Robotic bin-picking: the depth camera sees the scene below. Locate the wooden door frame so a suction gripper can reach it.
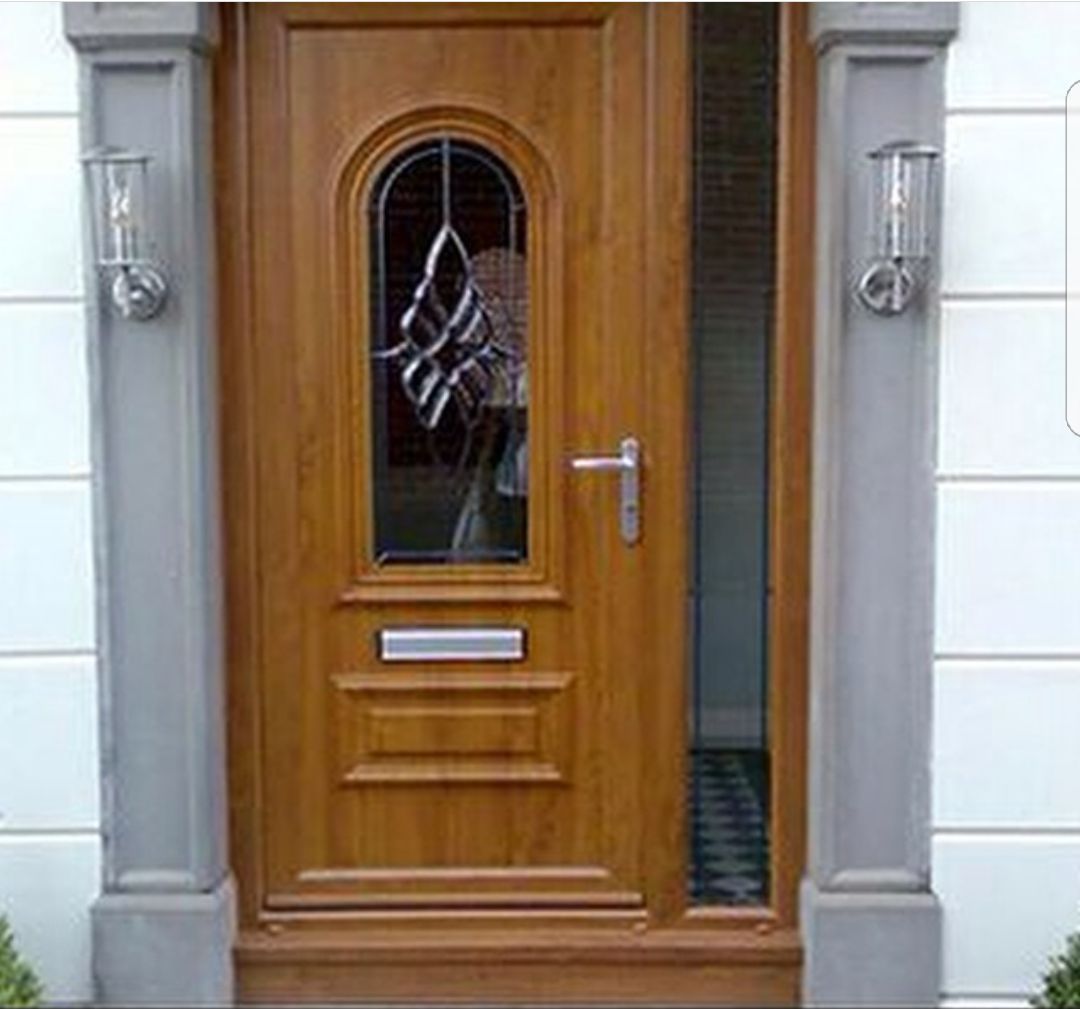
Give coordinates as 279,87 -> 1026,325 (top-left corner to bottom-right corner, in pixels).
216,4 -> 814,1003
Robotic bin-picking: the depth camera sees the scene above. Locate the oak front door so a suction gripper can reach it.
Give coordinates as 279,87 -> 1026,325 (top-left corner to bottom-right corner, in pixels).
221,3 -> 799,1003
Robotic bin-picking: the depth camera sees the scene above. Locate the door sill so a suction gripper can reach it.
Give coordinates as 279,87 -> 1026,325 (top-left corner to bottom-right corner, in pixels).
235,927 -> 802,1005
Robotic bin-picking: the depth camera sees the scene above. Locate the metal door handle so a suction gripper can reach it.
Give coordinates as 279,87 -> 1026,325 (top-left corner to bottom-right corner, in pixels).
570,436 -> 641,545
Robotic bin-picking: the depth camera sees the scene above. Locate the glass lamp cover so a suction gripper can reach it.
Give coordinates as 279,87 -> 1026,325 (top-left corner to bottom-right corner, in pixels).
868,142 -> 937,262
84,149 -> 152,267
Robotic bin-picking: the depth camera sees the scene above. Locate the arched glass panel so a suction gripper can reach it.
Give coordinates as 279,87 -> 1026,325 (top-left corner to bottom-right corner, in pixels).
369,138 -> 528,565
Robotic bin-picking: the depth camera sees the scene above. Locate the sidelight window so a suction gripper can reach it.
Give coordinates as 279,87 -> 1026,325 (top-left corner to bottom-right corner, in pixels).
689,3 -> 778,906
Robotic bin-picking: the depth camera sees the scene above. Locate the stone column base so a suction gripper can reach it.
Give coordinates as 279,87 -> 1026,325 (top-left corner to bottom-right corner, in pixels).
802,878 -> 941,1007
92,875 -> 235,1006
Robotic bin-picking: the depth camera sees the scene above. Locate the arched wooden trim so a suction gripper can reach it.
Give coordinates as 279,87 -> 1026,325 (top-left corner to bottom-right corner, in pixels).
329,107 -> 566,602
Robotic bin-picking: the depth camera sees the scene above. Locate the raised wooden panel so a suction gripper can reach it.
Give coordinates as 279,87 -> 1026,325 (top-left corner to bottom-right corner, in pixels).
282,864 -> 642,911
334,672 -> 571,693
334,671 -> 574,786
366,707 -> 540,757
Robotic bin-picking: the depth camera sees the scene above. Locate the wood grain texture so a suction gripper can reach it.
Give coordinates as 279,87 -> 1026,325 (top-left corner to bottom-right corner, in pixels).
768,2 -> 814,930
639,1 -> 691,928
216,2 -> 813,1002
333,103 -> 566,604
223,0 -> 667,918
236,928 -> 801,1005
334,670 -> 573,785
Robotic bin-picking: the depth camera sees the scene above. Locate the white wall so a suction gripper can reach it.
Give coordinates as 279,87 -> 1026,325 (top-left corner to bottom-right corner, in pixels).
937,4 -> 1080,1005
0,3 -> 99,1003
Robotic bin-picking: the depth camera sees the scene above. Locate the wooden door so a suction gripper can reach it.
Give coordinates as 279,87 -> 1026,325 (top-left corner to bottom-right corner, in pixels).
227,0 -> 687,918
219,3 -> 804,1004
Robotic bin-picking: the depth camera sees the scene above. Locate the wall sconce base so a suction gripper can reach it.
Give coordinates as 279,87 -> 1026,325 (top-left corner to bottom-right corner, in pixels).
111,264 -> 168,320
856,259 -> 915,317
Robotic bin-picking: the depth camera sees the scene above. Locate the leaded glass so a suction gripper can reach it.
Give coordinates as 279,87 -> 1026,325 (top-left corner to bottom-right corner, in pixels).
369,138 -> 528,564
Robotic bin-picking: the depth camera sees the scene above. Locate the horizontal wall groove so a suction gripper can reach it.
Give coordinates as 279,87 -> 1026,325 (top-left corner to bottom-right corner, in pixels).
940,291 -> 1066,302
0,827 -> 100,839
934,826 -> 1080,838
936,475 -> 1080,485
0,473 -> 92,485
936,655 -> 1080,667
946,105 -> 1066,116
0,649 -> 96,663
0,110 -> 78,120
937,661 -> 1080,665
0,830 -> 100,844
941,993 -> 1032,1003
934,828 -> 1080,841
0,295 -> 84,305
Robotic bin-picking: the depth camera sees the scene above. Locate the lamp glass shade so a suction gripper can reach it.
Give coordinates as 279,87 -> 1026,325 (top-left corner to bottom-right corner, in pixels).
82,148 -> 153,267
868,141 -> 938,262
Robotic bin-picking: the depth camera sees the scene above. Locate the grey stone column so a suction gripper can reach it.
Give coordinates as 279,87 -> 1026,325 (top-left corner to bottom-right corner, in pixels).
63,5 -> 233,1005
802,4 -> 958,1006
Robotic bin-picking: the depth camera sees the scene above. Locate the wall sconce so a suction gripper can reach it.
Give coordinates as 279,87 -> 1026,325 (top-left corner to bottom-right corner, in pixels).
81,147 -> 168,321
856,140 -> 939,316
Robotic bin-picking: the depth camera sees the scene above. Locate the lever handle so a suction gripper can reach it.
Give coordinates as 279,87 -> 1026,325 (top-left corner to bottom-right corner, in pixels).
571,455 -> 634,472
569,437 -> 641,545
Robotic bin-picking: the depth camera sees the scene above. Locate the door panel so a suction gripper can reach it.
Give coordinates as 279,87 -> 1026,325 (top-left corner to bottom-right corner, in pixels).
244,3 -> 666,915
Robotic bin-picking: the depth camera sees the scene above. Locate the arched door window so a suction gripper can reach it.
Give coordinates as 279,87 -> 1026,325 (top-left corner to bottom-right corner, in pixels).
368,137 -> 528,565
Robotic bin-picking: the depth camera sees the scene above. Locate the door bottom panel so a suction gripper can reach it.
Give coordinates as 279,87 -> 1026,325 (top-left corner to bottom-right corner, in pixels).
235,928 -> 801,1006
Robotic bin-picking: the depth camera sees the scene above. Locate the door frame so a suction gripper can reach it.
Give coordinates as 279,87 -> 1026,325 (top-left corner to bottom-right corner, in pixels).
61,1 -> 958,1005
217,4 -> 811,1002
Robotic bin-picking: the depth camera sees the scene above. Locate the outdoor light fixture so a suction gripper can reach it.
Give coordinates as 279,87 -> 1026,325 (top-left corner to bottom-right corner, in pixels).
81,146 -> 168,321
856,140 -> 939,317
